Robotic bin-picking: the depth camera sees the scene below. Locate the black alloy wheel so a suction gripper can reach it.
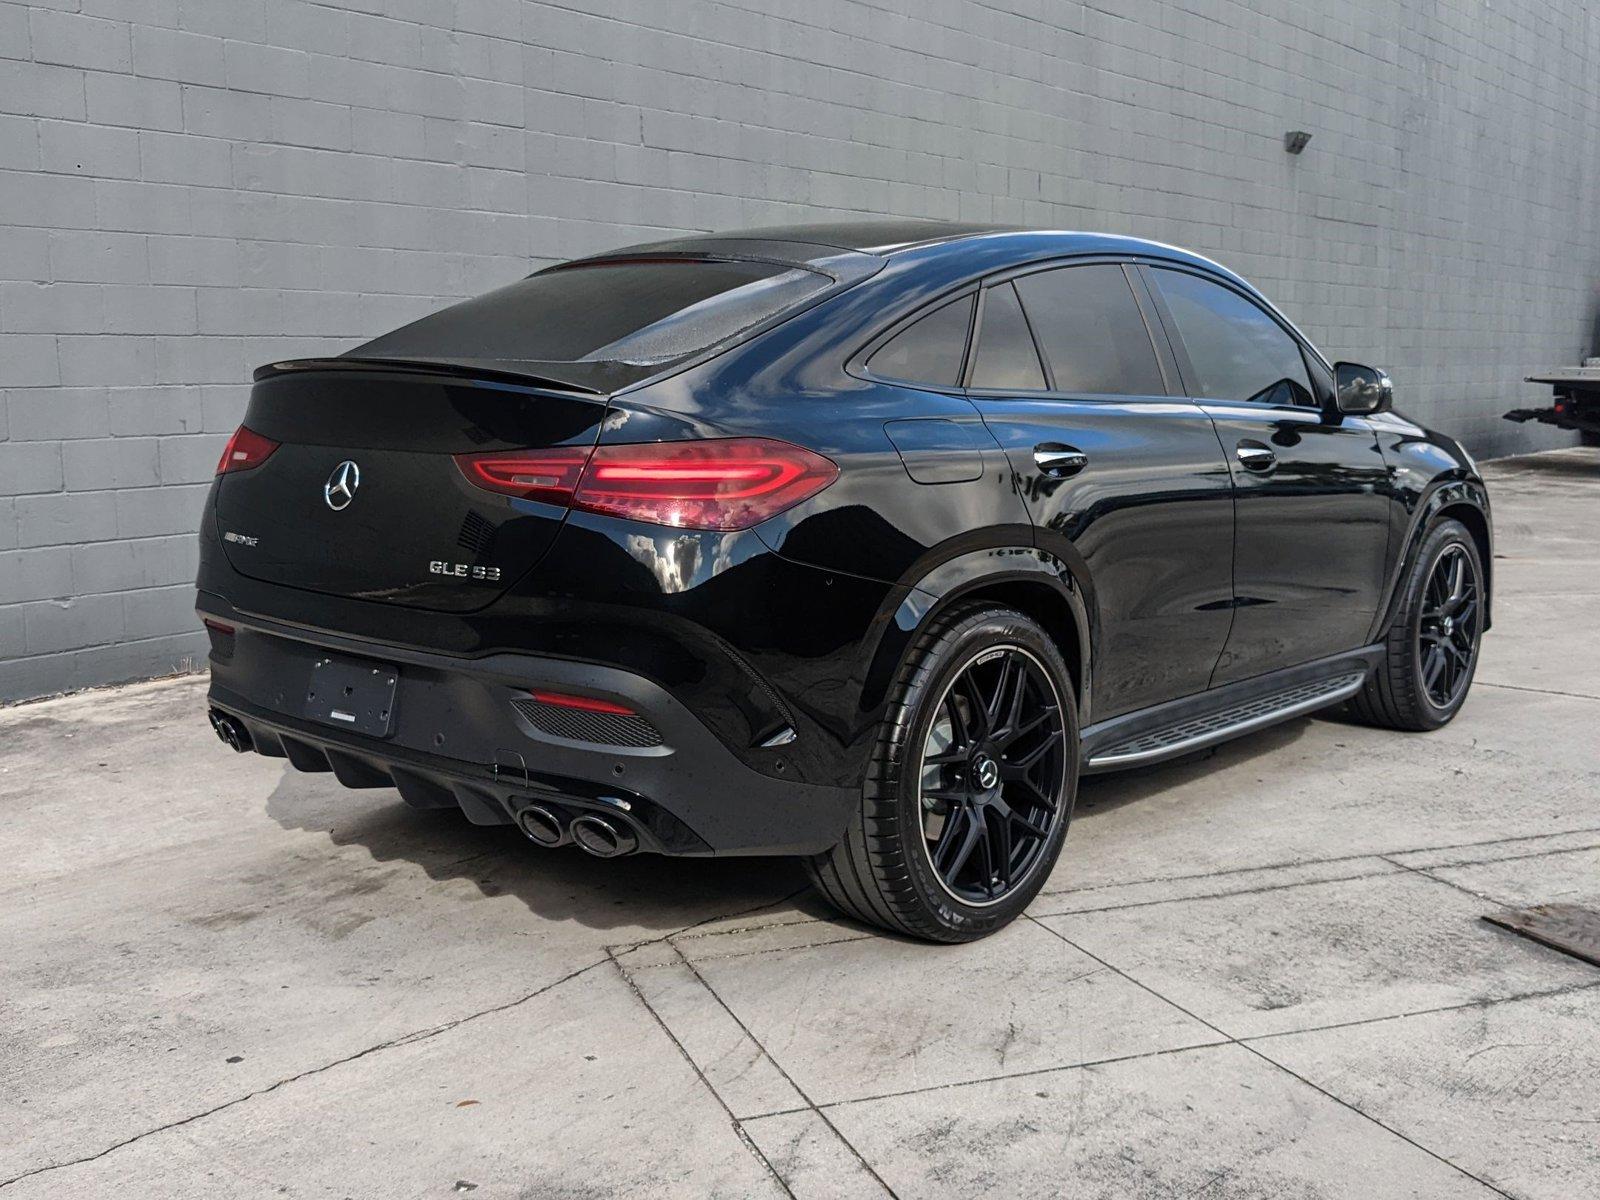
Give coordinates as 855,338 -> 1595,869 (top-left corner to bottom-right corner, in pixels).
805,604 -> 1079,942
1352,517 -> 1484,731
918,646 -> 1069,906
1416,542 -> 1481,709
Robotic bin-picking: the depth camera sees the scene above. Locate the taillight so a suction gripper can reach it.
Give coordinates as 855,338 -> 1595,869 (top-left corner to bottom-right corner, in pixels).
455,438 -> 838,531
453,447 -> 592,505
215,426 -> 279,475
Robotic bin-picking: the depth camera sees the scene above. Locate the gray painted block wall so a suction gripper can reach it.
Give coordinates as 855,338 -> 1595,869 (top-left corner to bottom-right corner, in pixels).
2,0 -> 1598,704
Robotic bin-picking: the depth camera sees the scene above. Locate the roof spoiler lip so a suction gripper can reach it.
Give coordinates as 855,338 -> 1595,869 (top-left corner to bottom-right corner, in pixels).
250,355 -> 610,396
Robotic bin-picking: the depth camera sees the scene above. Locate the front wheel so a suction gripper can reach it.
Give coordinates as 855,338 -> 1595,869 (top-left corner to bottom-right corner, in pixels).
806,604 -> 1079,942
1352,517 -> 1484,731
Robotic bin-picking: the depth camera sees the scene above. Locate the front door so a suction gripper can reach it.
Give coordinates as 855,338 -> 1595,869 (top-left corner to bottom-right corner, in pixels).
967,262 -> 1236,721
1143,266 -> 1391,684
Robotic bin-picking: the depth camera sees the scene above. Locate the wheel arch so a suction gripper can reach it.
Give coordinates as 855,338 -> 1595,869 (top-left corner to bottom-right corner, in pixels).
861,545 -> 1094,728
1372,477 -> 1494,641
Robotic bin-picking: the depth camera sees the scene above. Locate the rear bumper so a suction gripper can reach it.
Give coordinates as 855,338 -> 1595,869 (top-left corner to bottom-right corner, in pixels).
198,596 -> 858,856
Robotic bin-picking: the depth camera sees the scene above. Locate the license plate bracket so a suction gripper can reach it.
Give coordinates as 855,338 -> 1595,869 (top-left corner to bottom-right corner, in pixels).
303,653 -> 398,737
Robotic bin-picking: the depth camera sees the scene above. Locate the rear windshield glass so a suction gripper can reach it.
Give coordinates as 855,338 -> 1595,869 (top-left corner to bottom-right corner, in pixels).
356,259 -> 831,367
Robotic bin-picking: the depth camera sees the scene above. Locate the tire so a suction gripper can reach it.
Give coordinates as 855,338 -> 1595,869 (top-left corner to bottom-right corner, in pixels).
1581,429 -> 1600,448
805,603 -> 1080,942
1351,517 -> 1484,731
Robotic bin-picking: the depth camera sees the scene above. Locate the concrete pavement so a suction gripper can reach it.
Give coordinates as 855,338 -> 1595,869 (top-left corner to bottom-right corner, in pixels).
2,448 -> 1598,1198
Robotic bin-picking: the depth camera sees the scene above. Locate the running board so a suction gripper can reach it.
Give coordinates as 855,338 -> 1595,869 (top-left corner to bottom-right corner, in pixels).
1080,647 -> 1380,772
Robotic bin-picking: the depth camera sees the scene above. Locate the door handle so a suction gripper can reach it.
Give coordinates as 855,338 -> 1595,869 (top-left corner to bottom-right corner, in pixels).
1235,441 -> 1276,472
1034,445 -> 1088,477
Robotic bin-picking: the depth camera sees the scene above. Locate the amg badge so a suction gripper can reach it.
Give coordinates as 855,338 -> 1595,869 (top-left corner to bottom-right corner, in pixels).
429,561 -> 502,582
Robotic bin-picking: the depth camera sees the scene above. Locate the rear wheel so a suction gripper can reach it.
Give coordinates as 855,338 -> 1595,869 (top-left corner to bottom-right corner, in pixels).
806,604 -> 1078,942
1352,517 -> 1484,731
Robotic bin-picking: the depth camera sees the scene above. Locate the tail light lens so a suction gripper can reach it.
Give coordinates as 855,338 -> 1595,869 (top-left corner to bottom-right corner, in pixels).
215,426 -> 279,475
453,447 -> 591,505
454,438 -> 838,531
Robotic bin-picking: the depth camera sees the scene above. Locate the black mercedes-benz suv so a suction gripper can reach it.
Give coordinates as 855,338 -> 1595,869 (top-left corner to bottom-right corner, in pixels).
197,220 -> 1491,941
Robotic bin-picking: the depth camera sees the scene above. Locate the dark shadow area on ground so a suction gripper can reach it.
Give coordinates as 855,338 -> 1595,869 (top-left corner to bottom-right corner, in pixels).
262,716 -> 1320,937
1073,717 -> 1309,818
265,767 -> 814,936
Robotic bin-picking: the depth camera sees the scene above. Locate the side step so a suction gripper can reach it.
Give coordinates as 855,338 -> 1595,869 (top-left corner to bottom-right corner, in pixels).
1080,648 -> 1380,772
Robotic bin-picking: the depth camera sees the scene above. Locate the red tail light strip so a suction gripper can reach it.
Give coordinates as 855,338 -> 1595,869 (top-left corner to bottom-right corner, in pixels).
455,447 -> 592,505
215,426 -> 280,475
454,438 -> 838,532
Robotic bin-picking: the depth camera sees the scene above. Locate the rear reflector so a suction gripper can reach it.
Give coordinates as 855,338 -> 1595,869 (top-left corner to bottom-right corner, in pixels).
215,426 -> 279,475
454,438 -> 838,531
202,618 -> 236,635
526,689 -> 637,715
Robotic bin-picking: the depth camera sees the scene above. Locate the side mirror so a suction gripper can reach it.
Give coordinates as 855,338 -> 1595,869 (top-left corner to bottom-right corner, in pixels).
1333,362 -> 1392,415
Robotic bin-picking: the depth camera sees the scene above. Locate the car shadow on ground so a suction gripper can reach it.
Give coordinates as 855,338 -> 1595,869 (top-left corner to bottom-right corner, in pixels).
1073,716 -> 1309,816
261,715 -> 1319,938
263,766 -> 823,937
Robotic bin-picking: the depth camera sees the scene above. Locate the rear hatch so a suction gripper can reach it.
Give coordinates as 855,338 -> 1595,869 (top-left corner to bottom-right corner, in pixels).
214,254 -> 846,612
214,364 -> 607,612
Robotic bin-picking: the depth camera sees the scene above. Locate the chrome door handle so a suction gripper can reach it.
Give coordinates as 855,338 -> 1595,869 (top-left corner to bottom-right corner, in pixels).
1034,445 -> 1088,477
1235,442 -> 1276,472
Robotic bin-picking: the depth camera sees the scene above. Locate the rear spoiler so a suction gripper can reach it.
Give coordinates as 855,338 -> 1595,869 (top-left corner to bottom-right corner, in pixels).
252,355 -> 622,396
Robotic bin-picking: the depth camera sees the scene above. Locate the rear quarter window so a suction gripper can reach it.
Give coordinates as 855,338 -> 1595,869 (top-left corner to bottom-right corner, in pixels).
866,294 -> 975,387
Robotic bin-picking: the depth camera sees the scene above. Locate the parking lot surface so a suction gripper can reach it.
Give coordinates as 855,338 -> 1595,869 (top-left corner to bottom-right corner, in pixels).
3,448 -> 1598,1198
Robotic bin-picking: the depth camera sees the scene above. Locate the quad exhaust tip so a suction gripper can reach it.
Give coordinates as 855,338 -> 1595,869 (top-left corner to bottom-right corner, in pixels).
570,814 -> 639,858
515,805 -> 566,848
208,708 -> 251,753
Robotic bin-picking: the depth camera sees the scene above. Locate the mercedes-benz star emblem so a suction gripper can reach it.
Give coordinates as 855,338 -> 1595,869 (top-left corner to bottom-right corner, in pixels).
324,460 -> 361,511
974,756 -> 1000,790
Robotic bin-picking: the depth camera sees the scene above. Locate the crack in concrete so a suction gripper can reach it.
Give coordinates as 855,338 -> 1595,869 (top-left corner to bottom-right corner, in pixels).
0,958 -> 609,1191
0,888 -> 810,1192
1479,680 -> 1600,702
670,942 -> 901,1199
1026,916 -> 1520,1200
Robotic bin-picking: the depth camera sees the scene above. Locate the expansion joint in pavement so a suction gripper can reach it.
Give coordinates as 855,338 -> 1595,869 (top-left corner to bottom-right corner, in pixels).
0,958 -> 611,1192
1025,915 -> 1519,1200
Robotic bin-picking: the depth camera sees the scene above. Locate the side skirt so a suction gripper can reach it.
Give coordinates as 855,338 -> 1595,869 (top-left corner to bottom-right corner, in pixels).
1080,645 -> 1383,773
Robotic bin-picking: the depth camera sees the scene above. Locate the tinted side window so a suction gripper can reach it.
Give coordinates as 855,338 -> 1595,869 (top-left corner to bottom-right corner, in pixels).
969,282 -> 1046,390
1152,269 -> 1314,406
867,294 -> 974,386
1012,265 -> 1165,396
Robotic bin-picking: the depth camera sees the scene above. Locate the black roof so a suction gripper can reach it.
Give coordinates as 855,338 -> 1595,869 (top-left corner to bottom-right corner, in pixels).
593,220 -> 1021,263
716,220 -> 1020,254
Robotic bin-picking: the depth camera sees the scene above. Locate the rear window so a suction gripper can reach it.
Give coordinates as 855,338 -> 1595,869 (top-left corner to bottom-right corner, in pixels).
356,258 -> 831,367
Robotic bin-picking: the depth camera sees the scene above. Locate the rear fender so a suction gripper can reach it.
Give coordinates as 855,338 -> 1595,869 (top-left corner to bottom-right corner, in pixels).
861,544 -> 1095,729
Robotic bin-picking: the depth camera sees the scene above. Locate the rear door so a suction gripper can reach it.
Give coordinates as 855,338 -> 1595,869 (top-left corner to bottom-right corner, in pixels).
1142,265 -> 1391,684
967,261 -> 1236,721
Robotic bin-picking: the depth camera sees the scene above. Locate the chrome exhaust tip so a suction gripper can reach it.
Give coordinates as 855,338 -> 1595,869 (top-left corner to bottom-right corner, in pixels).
570,814 -> 639,858
515,804 -> 566,848
208,708 -> 251,753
